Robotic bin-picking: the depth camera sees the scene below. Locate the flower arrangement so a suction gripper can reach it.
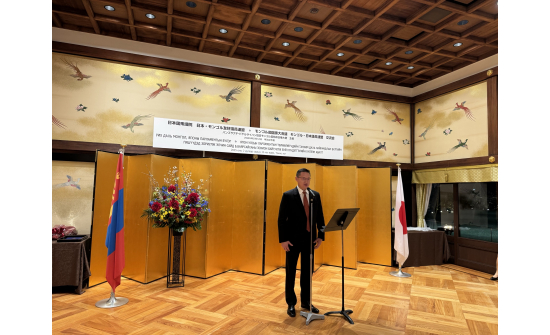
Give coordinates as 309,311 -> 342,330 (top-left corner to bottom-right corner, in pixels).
142,167 -> 211,232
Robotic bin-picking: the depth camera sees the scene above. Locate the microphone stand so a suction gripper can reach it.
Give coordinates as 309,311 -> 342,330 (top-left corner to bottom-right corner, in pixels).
299,188 -> 325,325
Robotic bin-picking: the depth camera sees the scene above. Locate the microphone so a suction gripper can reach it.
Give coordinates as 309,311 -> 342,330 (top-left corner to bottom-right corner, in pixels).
307,187 -> 315,197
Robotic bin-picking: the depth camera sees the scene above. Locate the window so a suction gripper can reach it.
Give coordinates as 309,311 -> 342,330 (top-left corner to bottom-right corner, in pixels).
424,184 -> 454,231
458,182 -> 498,242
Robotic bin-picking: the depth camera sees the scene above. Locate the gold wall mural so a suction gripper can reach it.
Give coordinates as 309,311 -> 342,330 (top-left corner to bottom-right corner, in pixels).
260,85 -> 411,163
52,52 -> 251,146
415,81 -> 488,163
52,161 -> 95,235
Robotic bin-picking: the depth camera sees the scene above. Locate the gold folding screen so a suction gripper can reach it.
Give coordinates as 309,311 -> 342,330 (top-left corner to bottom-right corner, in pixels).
322,166 -> 358,269
265,161 -> 284,274
122,155 -> 151,283
231,161 -> 265,274
207,159 -> 235,277
357,168 -> 392,266
89,151 -> 120,286
90,155 -> 392,285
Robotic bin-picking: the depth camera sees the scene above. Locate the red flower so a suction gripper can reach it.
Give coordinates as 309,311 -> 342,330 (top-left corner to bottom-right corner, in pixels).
168,185 -> 176,193
186,192 -> 200,204
169,198 -> 179,211
189,208 -> 197,218
151,202 -> 162,212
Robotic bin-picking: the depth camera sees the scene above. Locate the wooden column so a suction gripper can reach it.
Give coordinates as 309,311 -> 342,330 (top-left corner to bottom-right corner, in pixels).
250,81 -> 261,128
487,75 -> 498,156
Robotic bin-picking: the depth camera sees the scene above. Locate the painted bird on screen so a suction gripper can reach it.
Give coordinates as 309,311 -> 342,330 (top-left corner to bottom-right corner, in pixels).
147,83 -> 171,100
122,114 -> 153,133
419,121 -> 435,140
386,108 -> 404,124
53,175 -> 81,190
220,86 -> 245,102
52,115 -> 67,129
342,108 -> 363,121
368,142 -> 386,155
63,59 -> 92,81
448,139 -> 469,153
285,100 -> 305,122
453,101 -> 475,121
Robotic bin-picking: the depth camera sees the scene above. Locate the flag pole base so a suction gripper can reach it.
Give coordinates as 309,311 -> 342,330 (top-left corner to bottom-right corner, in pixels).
390,263 -> 411,278
300,311 -> 325,325
95,291 -> 129,308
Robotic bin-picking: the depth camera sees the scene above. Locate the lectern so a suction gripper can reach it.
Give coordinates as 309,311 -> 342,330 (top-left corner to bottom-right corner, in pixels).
321,208 -> 360,325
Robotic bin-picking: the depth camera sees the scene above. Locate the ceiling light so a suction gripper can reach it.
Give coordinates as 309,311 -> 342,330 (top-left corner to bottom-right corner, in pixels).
353,39 -> 362,44
310,8 -> 319,14
458,20 -> 469,26
294,27 -> 303,32
337,52 -> 344,57
186,1 -> 197,8
261,19 -> 271,24
145,13 -> 155,19
104,5 -> 115,11
385,62 -> 393,66
282,42 -> 290,46
453,42 -> 463,47
405,50 -> 413,54
407,66 -> 414,69
219,28 -> 228,34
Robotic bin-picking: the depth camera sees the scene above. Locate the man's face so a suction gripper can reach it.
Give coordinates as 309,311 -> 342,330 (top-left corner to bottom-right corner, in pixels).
295,172 -> 311,190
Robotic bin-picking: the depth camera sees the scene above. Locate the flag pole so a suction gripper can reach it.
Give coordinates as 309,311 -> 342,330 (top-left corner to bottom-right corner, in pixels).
390,164 -> 412,278
96,144 -> 129,309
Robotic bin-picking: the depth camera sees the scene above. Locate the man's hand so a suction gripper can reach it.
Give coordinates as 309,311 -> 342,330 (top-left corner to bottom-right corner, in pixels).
314,238 -> 322,250
281,241 -> 293,252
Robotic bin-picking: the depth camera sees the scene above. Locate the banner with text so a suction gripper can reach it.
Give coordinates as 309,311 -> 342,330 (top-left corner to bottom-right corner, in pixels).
153,118 -> 344,160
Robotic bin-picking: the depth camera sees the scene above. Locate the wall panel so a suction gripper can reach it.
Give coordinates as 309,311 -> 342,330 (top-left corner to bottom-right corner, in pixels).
122,155 -> 151,282
357,168 -> 392,266
231,161 -> 265,274
206,159 -> 235,277
265,161 -> 284,274
179,158 -> 211,278
321,166 -> 357,269
89,151 -> 119,286
145,155 -> 177,282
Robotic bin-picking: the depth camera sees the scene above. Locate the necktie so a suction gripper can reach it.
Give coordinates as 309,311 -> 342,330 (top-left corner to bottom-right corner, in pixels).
303,191 -> 310,232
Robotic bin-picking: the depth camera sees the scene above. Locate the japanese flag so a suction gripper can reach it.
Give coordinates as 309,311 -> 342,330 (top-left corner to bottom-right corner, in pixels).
394,166 -> 409,264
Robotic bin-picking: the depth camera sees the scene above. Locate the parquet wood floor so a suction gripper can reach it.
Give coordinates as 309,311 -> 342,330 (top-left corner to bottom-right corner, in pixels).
52,264 -> 498,334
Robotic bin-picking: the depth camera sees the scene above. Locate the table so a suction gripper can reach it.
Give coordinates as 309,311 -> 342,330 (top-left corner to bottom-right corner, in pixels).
52,236 -> 92,294
392,230 -> 451,267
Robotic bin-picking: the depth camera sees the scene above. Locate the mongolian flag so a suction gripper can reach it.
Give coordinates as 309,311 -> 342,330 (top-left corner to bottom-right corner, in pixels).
105,152 -> 125,292
394,165 -> 409,265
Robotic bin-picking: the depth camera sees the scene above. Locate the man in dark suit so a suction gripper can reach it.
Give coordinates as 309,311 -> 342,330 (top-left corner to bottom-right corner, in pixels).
278,168 -> 325,317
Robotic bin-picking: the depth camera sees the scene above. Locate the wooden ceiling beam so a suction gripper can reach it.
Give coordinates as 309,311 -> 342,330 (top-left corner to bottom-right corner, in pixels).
309,0 -> 400,72
52,13 -> 63,28
228,0 -> 263,57
124,0 -> 137,40
486,33 -> 498,44
333,24 -> 403,76
166,0 -> 173,46
81,0 -> 101,34
286,0 -> 352,69
199,1 -> 218,52
406,0 -> 446,24
467,0 -> 495,13
461,21 -> 489,38
256,0 -> 307,62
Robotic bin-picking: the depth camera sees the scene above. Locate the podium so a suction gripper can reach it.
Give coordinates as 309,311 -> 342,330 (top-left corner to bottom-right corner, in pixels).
321,208 -> 360,325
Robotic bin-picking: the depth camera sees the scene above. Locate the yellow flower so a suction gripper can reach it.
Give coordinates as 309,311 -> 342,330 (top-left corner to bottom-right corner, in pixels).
184,211 -> 190,216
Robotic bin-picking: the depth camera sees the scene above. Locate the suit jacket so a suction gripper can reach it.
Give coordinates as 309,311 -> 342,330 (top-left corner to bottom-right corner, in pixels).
278,187 -> 325,244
